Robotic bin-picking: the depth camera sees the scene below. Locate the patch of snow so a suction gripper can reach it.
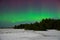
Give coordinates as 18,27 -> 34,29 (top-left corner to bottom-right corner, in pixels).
0,29 -> 60,40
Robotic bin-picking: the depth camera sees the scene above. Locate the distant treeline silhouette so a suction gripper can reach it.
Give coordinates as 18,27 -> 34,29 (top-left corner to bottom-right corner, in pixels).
13,19 -> 60,31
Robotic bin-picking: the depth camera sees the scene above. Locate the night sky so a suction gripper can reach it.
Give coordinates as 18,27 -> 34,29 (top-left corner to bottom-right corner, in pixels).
0,0 -> 60,27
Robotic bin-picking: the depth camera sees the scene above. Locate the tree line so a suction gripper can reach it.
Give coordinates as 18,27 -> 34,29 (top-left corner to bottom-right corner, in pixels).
13,19 -> 60,31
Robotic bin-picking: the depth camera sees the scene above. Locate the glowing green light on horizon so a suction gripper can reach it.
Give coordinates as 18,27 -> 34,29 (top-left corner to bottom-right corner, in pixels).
0,7 -> 60,23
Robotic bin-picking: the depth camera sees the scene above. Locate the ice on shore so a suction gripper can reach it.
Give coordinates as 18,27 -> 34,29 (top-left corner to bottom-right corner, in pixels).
0,29 -> 60,40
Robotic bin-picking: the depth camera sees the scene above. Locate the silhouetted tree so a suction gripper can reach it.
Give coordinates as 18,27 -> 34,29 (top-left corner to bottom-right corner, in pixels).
13,18 -> 60,31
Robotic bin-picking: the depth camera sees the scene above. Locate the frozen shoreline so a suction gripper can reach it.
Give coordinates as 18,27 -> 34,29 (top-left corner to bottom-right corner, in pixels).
0,29 -> 60,40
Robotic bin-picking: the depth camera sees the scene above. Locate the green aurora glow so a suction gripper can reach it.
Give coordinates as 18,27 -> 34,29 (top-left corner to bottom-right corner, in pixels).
0,0 -> 60,27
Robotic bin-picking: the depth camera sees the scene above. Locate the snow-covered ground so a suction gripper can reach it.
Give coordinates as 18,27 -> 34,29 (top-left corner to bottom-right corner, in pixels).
0,29 -> 60,40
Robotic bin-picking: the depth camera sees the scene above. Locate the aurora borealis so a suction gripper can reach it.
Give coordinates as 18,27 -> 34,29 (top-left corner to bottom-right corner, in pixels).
0,0 -> 60,27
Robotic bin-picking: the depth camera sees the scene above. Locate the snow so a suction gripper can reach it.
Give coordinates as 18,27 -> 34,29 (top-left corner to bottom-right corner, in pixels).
0,29 -> 60,40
